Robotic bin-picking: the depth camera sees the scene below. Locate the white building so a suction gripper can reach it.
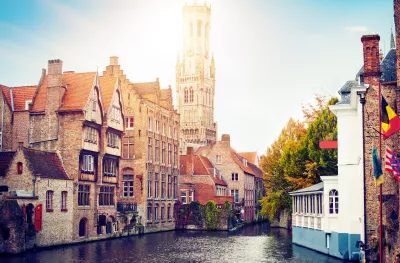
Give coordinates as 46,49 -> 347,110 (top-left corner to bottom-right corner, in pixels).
290,80 -> 367,261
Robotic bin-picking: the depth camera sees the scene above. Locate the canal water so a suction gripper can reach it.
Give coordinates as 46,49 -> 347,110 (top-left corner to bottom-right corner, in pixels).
1,223 -> 345,263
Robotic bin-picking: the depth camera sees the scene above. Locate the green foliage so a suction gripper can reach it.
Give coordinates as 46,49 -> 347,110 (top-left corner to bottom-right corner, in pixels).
260,95 -> 338,221
204,200 -> 220,230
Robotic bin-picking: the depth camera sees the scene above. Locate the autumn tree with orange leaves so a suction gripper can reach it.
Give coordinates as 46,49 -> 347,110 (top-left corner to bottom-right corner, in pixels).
260,95 -> 338,221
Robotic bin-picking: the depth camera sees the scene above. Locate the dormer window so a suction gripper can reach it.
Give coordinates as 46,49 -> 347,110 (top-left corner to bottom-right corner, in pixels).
111,106 -> 121,122
84,127 -> 97,144
25,100 -> 32,110
242,159 -> 248,166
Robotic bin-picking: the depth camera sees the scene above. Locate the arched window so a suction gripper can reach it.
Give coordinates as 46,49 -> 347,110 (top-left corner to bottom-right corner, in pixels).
147,203 -> 152,222
79,218 -> 87,237
184,88 -> 188,103
189,87 -> 194,102
329,190 -> 339,214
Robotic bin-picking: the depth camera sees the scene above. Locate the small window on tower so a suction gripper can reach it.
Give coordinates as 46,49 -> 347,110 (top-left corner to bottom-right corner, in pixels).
197,20 -> 202,37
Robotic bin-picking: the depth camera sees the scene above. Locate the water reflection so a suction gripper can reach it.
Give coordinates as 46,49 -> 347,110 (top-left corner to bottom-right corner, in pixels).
1,223 -> 345,263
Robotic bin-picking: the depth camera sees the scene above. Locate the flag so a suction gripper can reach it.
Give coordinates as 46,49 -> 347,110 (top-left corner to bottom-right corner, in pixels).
381,96 -> 400,140
372,143 -> 384,186
384,146 -> 400,182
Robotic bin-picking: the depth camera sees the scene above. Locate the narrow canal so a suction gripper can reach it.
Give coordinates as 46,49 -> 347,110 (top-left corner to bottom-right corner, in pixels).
1,223 -> 345,263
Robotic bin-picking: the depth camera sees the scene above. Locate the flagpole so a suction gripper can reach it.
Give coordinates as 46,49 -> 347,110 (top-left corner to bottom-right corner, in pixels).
378,82 -> 383,263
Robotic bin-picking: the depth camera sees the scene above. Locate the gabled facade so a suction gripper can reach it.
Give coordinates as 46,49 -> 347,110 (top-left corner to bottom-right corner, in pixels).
102,56 -> 180,233
0,144 -> 73,250
0,84 -> 36,151
196,134 -> 262,223
179,147 -> 233,206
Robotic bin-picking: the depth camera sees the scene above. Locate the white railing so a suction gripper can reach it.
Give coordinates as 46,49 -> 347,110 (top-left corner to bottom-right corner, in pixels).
292,214 -> 322,230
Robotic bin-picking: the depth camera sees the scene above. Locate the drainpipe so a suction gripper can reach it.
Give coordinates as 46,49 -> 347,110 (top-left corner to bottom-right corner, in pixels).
32,177 -> 37,197
357,90 -> 367,260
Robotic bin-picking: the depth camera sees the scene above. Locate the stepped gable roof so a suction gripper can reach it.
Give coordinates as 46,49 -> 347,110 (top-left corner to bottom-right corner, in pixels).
0,85 -> 36,111
0,152 -> 16,176
289,182 -> 324,195
23,148 -> 69,180
31,72 -> 97,112
131,81 -> 158,96
356,48 -> 397,84
99,76 -> 117,110
237,152 -> 258,164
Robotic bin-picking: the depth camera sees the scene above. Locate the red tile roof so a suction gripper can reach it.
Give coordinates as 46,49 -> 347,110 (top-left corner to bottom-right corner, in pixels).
237,152 -> 258,164
0,152 -> 16,176
23,148 -> 69,180
231,149 -> 255,176
31,72 -> 96,112
0,85 -> 36,111
99,76 -> 117,110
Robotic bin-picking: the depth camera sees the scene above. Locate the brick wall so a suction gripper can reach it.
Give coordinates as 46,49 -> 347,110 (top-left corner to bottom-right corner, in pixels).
0,93 -> 13,152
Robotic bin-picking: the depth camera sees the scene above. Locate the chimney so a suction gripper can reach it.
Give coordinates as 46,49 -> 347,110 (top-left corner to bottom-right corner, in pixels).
395,0 -> 400,87
361,35 -> 381,86
47,59 -> 63,88
221,134 -> 230,147
110,56 -> 119,66
187,147 -> 194,155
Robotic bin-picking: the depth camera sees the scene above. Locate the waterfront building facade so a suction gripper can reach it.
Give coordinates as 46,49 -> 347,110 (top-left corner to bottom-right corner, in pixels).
102,57 -> 180,233
290,81 -> 366,261
176,1 -> 217,154
179,146 -> 233,206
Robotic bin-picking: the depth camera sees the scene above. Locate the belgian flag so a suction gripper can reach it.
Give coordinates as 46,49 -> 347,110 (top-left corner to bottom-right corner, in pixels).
381,96 -> 400,140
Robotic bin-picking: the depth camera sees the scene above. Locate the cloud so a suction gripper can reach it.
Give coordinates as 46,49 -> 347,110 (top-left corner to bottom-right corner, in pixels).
344,26 -> 368,32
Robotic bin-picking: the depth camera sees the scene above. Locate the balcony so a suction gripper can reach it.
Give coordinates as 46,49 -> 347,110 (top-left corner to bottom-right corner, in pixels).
117,202 -> 137,213
292,214 -> 322,230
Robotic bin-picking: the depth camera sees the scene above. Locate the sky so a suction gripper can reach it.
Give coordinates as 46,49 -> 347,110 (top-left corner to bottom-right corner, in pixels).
0,0 -> 395,155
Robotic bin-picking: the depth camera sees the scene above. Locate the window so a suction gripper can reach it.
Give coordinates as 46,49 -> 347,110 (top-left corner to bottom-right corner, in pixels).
162,123 -> 165,135
184,88 -> 188,103
173,176 -> 177,198
123,175 -> 134,197
61,191 -> 68,211
242,159 -> 247,166
310,194 -> 315,214
161,206 -> 165,220
92,100 -> 96,111
231,189 -> 239,203
168,175 -> 172,198
174,128 -> 177,139
122,136 -> 134,159
155,139 -> 160,162
17,162 -> 23,174
125,116 -> 134,129
148,137 -> 152,161
147,204 -> 152,221
216,155 -> 222,164
161,174 -> 166,198
154,205 -> 159,221
148,117 -> 152,131
78,185 -> 90,206
182,191 -> 187,204
189,23 -> 193,37
79,218 -> 87,237
154,173 -> 159,198
305,195 -> 309,214
84,127 -> 97,144
231,173 -> 238,181
197,20 -> 202,37
111,106 -> 121,122
189,88 -> 194,102
329,190 -> 339,214
168,126 -> 172,137
103,159 -> 117,177
317,194 -> 322,215
168,143 -> 172,165
107,132 -> 119,148
99,186 -> 114,206
162,142 -> 166,163
46,191 -> 54,212
156,120 -> 160,133
167,205 -> 171,219
82,155 -> 94,173
148,171 -> 152,198
189,190 -> 194,203
173,145 -> 177,166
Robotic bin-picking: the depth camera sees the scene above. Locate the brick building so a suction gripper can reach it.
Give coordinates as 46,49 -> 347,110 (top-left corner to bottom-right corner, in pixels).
0,143 -> 73,251
179,147 -> 233,206
102,57 -> 180,233
196,134 -> 262,222
0,84 -> 36,151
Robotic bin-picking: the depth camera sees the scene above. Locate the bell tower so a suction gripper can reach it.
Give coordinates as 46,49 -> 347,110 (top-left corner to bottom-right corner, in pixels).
176,0 -> 217,154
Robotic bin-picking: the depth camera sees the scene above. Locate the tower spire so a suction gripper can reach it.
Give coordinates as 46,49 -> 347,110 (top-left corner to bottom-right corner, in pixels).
391,27 -> 395,49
